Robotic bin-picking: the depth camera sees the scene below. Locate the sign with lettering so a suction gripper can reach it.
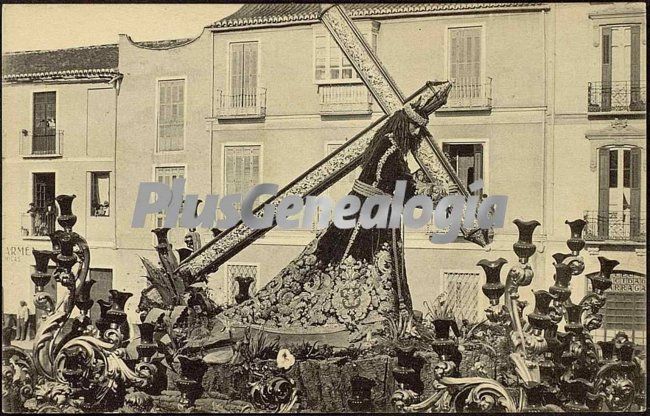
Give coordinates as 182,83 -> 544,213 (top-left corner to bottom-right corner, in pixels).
4,245 -> 34,263
610,271 -> 645,293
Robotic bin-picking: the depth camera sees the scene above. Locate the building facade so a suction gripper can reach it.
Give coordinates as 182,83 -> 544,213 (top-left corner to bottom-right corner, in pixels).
2,2 -> 646,342
2,45 -> 121,321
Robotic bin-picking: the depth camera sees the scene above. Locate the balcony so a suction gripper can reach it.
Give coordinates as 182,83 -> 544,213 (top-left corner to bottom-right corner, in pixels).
583,210 -> 646,243
588,81 -> 646,114
215,88 -> 266,120
318,84 -> 372,115
21,211 -> 57,238
441,78 -> 492,111
19,130 -> 63,157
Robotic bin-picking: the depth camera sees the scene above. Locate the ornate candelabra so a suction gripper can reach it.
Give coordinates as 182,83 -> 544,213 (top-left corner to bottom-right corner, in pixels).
391,218 -> 645,412
9,195 -> 157,412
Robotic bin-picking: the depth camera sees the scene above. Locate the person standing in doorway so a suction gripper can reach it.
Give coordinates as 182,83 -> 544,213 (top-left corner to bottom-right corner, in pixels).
17,301 -> 31,341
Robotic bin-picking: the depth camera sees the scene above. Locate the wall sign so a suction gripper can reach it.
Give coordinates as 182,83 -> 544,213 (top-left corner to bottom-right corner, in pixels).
610,271 -> 645,293
4,245 -> 34,263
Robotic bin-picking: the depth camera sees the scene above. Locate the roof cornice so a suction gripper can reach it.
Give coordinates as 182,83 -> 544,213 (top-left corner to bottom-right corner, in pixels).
3,68 -> 121,83
208,3 -> 551,31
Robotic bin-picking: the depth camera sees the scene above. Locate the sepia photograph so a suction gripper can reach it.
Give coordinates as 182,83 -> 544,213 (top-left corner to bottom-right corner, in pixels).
1,1 -> 647,413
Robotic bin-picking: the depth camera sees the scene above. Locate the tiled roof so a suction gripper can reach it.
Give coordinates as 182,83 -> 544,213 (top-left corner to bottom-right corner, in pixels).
209,3 -> 548,29
2,44 -> 119,82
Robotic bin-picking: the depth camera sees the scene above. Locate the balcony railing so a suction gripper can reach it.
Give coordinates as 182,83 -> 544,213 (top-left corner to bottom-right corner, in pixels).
588,81 -> 646,113
443,78 -> 492,110
19,130 -> 64,157
318,84 -> 372,115
21,210 -> 57,238
215,88 -> 266,119
583,210 -> 646,242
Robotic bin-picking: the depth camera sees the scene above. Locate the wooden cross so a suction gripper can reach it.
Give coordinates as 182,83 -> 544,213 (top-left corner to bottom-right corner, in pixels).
177,4 -> 466,280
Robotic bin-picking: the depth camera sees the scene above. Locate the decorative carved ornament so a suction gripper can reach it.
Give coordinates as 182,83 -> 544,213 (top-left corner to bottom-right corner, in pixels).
585,119 -> 646,172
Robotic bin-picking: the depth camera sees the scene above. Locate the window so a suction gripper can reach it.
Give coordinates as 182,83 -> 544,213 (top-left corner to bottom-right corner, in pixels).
32,92 -> 57,154
90,172 -> 110,217
224,145 -> 261,197
229,42 -> 258,108
226,263 -> 258,305
157,79 -> 184,151
314,26 -> 377,82
442,143 -> 484,194
597,146 -> 643,240
448,27 -> 482,92
28,173 -> 56,237
154,166 -> 185,228
600,25 -> 643,111
443,271 -> 480,322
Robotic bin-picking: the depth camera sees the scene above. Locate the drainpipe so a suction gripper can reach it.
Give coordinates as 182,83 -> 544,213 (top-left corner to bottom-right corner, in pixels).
109,73 -> 123,250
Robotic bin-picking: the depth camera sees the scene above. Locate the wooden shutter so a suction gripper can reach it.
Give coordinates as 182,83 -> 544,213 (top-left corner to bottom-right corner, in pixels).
158,80 -> 184,151
230,43 -> 244,106
598,148 -> 610,238
630,26 -> 641,107
629,147 -> 641,239
243,42 -> 258,107
449,27 -> 481,99
473,144 -> 483,185
601,27 -> 612,111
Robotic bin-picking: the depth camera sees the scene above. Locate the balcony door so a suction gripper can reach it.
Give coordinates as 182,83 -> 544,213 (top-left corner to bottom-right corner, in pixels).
31,173 -> 56,237
601,25 -> 641,110
32,92 -> 56,154
229,42 -> 258,109
598,147 -> 642,240
448,26 -> 482,103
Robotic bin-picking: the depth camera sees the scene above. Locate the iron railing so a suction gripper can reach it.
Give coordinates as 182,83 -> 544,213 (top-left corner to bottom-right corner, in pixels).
19,130 -> 64,157
444,78 -> 492,109
21,210 -> 57,237
318,83 -> 372,114
584,210 -> 646,242
215,88 -> 267,119
588,81 -> 646,113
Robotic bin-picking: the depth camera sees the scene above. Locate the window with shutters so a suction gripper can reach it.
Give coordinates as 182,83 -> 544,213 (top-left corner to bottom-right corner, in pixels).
442,142 -> 484,195
230,42 -> 259,107
446,26 -> 491,108
157,79 -> 185,151
223,145 -> 261,209
589,24 -> 645,113
586,146 -> 644,241
154,166 -> 185,229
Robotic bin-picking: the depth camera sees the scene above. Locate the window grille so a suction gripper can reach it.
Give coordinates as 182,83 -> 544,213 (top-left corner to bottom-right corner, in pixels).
443,271 -> 480,323
225,264 -> 259,305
